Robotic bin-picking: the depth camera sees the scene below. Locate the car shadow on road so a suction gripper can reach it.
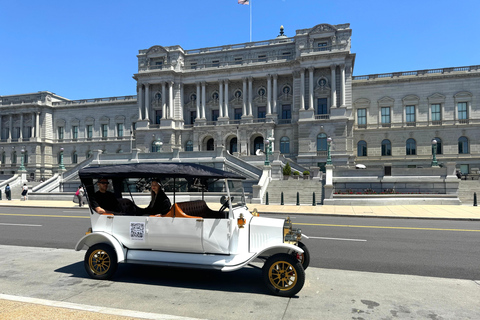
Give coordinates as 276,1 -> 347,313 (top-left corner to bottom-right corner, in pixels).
55,261 -> 270,295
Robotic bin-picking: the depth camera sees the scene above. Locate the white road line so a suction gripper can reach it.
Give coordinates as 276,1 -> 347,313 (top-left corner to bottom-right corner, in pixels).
0,223 -> 42,227
309,236 -> 367,242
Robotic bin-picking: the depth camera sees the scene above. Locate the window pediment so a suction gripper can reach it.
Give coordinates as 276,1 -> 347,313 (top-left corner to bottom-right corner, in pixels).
354,98 -> 370,108
454,91 -> 472,101
378,96 -> 394,107
402,95 -> 420,104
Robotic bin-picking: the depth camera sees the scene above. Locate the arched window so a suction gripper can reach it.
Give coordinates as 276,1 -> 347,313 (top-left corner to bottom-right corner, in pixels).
12,151 -> 17,164
72,151 -> 78,164
381,139 -> 392,156
185,140 -> 193,151
253,136 -> 264,155
1,152 -> 5,164
434,137 -> 442,155
206,138 -> 214,151
357,140 -> 367,157
458,136 -> 469,154
280,136 -> 290,154
317,133 -> 327,151
229,138 -> 238,154
406,138 -> 416,155
23,151 -> 28,164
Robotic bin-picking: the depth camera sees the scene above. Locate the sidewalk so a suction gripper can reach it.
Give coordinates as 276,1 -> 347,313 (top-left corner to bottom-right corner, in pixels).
0,199 -> 479,220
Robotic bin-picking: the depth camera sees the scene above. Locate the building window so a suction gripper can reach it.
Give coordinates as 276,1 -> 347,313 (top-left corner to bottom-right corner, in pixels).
458,136 -> 469,154
317,98 -> 328,115
234,108 -> 242,120
458,102 -> 468,120
434,137 -> 442,155
1,152 -> 5,164
12,151 -> 17,164
229,138 -> 238,154
190,62 -> 197,70
280,136 -> 290,154
234,57 -> 242,65
186,140 -> 193,151
282,105 -> 291,119
206,138 -> 214,151
212,110 -> 219,122
155,110 -> 162,124
58,127 -> 64,141
87,125 -> 93,139
101,124 -> 108,138
460,164 -> 469,175
253,137 -> 264,155
23,151 -> 28,164
258,106 -> 266,119
381,107 -> 391,125
357,140 -> 367,157
258,54 -> 267,62
318,42 -> 328,51
72,126 -> 78,140
381,139 -> 392,156
357,108 -> 366,126
24,126 -> 32,138
72,151 -> 78,164
212,60 -> 220,67
431,104 -> 441,122
406,138 -> 416,155
190,111 -> 196,125
406,105 -> 415,123
117,123 -> 124,138
317,133 -> 327,151
151,141 -> 162,153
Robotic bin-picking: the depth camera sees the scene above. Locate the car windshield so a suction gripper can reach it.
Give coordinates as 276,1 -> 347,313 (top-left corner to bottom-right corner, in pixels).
226,179 -> 246,207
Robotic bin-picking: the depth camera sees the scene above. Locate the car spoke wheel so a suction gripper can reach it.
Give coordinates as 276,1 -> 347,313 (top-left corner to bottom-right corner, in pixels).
262,253 -> 305,297
84,244 -> 118,280
296,241 -> 310,270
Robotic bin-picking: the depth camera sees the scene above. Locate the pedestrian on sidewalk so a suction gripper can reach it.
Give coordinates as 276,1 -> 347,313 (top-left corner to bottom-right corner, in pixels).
5,184 -> 11,200
75,185 -> 85,207
21,183 -> 28,201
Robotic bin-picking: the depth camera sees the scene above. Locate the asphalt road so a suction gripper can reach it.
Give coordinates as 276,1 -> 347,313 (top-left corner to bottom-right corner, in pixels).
1,207 -> 480,280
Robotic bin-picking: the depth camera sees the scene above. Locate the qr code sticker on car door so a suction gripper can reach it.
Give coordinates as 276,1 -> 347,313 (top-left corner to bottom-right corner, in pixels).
130,222 -> 145,241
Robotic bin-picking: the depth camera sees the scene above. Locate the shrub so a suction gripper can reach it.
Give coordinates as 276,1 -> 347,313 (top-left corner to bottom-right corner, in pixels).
293,171 -> 300,176
283,162 -> 292,176
303,170 -> 310,175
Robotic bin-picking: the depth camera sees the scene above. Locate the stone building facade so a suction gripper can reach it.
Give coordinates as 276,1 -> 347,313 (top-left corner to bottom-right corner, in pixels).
0,23 -> 478,180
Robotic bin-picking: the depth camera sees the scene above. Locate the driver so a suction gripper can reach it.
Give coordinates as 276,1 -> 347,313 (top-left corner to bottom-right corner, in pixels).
91,178 -> 122,214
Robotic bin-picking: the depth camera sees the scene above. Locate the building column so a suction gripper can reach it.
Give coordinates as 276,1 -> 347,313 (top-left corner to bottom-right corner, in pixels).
218,80 -> 224,118
31,113 -> 35,138
138,85 -> 143,120
267,74 -> 272,114
144,84 -> 150,121
9,115 -> 12,140
242,78 -> 247,116
180,83 -> 184,121
0,115 -> 2,140
224,80 -> 229,118
309,67 -> 314,110
19,113 -> 23,140
161,82 -> 166,119
340,64 -> 346,107
201,81 -> 206,119
300,68 -> 305,110
330,64 -> 337,108
196,82 -> 201,119
248,77 -> 253,116
169,81 -> 174,119
272,74 -> 278,114
36,112 -> 40,138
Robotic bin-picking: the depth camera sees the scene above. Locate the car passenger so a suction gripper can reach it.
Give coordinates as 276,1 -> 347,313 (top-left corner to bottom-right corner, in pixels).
136,180 -> 171,216
90,178 -> 122,214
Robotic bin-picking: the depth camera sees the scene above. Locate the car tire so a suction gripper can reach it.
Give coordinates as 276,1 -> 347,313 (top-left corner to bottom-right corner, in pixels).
296,241 -> 310,270
262,253 -> 305,297
84,244 -> 118,280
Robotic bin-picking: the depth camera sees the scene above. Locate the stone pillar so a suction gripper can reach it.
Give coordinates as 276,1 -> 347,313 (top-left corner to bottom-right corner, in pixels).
309,67 -> 314,110
0,115 -> 2,140
248,77 -> 253,116
300,68 -> 305,110
242,78 -> 247,116
267,74 -> 272,114
31,113 -> 35,138
19,113 -> 23,140
340,64 -> 345,107
219,80 -> 224,118
144,84 -> 150,121
180,83 -> 184,121
201,81 -> 206,119
138,85 -> 143,120
196,82 -> 200,119
224,80 -> 229,118
272,74 -> 278,114
36,112 -> 40,138
161,82 -> 166,119
9,115 -> 12,140
169,81 -> 174,119
330,64 -> 337,108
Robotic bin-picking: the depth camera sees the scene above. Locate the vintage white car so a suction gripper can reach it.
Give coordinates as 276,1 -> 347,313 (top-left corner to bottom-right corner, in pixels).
76,163 -> 309,297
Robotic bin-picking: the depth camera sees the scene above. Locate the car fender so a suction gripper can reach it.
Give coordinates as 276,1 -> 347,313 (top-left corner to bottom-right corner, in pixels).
75,232 -> 126,263
255,243 -> 304,259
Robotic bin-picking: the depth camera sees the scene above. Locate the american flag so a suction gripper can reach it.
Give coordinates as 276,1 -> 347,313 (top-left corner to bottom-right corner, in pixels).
238,0 -> 249,4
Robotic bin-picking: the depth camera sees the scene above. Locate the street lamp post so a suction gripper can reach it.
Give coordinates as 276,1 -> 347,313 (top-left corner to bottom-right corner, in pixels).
326,137 -> 333,165
431,139 -> 438,167
19,148 -> 26,171
59,147 -> 66,170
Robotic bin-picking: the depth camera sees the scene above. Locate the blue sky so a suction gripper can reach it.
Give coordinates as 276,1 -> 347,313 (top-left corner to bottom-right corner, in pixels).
1,0 -> 478,100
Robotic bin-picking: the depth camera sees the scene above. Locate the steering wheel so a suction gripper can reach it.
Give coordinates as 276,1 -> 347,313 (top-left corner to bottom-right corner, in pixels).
219,196 -> 230,212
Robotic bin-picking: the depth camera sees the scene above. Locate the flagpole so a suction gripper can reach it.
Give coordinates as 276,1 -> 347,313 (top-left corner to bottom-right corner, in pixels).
250,0 -> 252,42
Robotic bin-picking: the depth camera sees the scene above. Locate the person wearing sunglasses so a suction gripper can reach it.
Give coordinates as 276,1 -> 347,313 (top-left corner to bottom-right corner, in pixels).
91,178 -> 122,214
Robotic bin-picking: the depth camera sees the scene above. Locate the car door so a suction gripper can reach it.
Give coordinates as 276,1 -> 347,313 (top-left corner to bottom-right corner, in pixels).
111,216 -> 151,249
202,219 -> 230,254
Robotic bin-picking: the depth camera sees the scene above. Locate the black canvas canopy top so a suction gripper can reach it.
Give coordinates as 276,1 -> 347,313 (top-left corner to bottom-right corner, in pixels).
78,163 -> 246,180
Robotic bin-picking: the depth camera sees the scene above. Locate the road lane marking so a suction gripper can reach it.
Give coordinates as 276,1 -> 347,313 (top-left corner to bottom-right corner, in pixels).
0,223 -> 42,227
293,222 -> 480,232
308,236 -> 367,242
0,213 -> 89,219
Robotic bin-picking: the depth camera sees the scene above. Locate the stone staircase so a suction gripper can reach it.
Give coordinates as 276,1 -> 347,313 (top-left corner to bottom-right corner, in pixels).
458,179 -> 480,205
264,179 -> 323,205
4,181 -> 43,200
